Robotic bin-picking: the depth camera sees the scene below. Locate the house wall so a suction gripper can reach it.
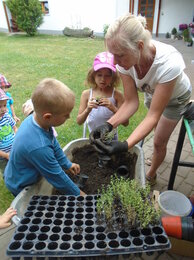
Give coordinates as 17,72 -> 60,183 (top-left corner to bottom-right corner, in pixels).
0,0 -> 193,36
0,0 -> 9,32
38,0 -> 129,35
158,0 -> 194,35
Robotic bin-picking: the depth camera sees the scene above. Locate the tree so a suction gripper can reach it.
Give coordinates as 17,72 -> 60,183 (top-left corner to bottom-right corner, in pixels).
6,0 -> 43,36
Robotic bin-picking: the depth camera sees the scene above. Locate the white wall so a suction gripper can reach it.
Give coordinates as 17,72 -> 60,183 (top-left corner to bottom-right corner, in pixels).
0,0 -> 8,31
158,0 -> 194,34
39,0 -> 130,34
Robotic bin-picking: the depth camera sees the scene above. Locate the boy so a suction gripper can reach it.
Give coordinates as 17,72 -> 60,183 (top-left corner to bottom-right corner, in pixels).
4,78 -> 85,196
0,74 -> 20,122
0,88 -> 17,160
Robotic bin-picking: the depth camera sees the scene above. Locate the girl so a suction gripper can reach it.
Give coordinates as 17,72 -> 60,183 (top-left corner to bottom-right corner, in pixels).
77,52 -> 128,139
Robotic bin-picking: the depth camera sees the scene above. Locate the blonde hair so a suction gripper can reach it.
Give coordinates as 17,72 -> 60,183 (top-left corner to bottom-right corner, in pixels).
32,78 -> 75,115
85,68 -> 120,89
105,13 -> 152,58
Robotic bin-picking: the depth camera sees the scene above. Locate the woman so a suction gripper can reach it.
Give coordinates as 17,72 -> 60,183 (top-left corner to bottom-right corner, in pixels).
90,13 -> 192,185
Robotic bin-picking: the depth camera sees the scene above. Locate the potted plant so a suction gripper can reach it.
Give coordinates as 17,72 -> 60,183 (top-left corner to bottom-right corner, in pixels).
165,32 -> 170,39
96,175 -> 161,229
171,27 -> 177,39
179,24 -> 188,31
183,28 -> 190,42
187,38 -> 193,47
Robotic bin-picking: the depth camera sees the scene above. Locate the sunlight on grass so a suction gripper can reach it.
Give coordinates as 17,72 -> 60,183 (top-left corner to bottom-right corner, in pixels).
0,33 -> 147,209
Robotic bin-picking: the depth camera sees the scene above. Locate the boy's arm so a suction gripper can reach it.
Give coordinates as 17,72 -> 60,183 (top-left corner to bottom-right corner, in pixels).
30,146 -> 80,195
10,104 -> 20,122
0,150 -> 9,160
13,125 -> 17,134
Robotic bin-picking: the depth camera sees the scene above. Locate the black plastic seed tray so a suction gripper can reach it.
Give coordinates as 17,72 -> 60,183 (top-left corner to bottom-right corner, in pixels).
7,195 -> 171,259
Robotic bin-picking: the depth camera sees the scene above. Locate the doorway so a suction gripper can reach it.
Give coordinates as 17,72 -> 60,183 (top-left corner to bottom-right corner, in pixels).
138,0 -> 155,32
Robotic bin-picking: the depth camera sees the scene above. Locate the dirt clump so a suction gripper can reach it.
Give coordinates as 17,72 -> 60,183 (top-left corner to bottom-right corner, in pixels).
69,144 -> 137,194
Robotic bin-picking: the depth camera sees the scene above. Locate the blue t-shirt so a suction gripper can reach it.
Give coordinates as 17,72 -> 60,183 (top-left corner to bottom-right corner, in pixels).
4,115 -> 80,196
5,92 -> 13,116
0,112 -> 15,156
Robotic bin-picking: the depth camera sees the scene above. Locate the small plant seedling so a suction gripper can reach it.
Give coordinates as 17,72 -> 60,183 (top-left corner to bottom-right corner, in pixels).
96,176 -> 161,229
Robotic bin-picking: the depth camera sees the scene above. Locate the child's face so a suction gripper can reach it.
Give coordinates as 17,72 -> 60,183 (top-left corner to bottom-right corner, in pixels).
0,86 -> 8,91
94,68 -> 113,89
49,111 -> 71,127
0,100 -> 7,118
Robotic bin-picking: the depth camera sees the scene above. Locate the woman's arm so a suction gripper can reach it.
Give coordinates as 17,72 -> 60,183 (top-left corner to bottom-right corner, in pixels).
108,73 -> 139,128
126,78 -> 177,149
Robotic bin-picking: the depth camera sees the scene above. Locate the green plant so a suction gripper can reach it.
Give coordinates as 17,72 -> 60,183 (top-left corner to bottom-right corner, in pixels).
97,176 -> 161,228
182,28 -> 190,41
6,0 -> 43,36
171,27 -> 177,35
165,32 -> 170,38
103,24 -> 109,37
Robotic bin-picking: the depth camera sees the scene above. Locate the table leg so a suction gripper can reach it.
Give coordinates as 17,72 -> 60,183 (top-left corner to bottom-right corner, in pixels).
168,120 -> 186,190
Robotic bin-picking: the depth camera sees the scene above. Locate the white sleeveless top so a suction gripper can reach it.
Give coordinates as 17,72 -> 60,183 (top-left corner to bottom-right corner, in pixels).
87,88 -> 118,139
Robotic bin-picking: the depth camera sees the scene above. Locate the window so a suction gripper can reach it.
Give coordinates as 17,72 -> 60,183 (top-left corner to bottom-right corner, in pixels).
40,1 -> 49,14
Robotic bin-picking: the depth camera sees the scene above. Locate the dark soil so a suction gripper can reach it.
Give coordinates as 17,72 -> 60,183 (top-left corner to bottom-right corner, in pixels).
69,144 -> 137,194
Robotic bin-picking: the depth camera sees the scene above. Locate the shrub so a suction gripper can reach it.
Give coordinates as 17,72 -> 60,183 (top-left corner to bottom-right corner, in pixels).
6,0 -> 43,36
171,27 -> 177,35
165,32 -> 170,38
182,28 -> 190,41
103,24 -> 109,37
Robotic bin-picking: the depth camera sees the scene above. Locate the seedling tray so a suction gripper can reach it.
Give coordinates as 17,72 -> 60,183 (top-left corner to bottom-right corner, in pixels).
7,195 -> 171,259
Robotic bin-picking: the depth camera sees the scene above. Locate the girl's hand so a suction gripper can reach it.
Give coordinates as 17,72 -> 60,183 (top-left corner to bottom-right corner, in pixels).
87,98 -> 98,110
99,98 -> 116,112
0,207 -> 17,229
68,163 -> 80,175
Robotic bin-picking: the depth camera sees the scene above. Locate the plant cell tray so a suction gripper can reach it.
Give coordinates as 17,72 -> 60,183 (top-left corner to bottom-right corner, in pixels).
7,195 -> 171,259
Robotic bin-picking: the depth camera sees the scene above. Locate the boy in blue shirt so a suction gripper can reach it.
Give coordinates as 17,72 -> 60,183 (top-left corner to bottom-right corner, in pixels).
4,78 -> 85,197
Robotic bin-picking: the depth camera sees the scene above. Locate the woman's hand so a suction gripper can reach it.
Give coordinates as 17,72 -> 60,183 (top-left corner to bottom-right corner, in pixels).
0,207 -> 17,229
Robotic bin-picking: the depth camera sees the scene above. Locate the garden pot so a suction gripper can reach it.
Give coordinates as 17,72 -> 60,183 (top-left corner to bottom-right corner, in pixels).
158,190 -> 192,217
10,138 -> 145,225
116,165 -> 129,179
162,216 -> 194,242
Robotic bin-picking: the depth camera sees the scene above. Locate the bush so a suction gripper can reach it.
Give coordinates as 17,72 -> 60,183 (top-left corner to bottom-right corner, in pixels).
6,0 -> 43,36
171,27 -> 177,35
103,24 -> 109,37
165,32 -> 170,38
183,28 -> 190,41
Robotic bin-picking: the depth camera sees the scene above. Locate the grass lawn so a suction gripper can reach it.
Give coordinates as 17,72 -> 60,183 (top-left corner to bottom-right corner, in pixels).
0,32 -> 147,213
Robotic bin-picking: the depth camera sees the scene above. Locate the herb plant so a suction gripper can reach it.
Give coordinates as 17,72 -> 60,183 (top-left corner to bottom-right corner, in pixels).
96,176 -> 161,229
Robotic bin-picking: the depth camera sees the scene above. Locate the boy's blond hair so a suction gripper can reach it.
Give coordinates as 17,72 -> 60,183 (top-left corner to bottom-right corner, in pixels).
32,78 -> 75,115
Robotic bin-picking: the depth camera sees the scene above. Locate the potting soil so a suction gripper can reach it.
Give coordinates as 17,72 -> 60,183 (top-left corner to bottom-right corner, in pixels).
69,144 -> 137,194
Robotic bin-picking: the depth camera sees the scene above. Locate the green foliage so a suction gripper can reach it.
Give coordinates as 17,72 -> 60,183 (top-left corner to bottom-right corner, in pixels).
165,32 -> 170,38
171,27 -> 177,35
6,0 -> 43,36
182,28 -> 190,41
103,24 -> 109,37
97,176 -> 161,228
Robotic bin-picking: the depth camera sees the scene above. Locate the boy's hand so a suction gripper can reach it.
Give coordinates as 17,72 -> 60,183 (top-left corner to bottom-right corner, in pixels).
0,207 -> 17,229
13,116 -> 20,122
68,163 -> 80,175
